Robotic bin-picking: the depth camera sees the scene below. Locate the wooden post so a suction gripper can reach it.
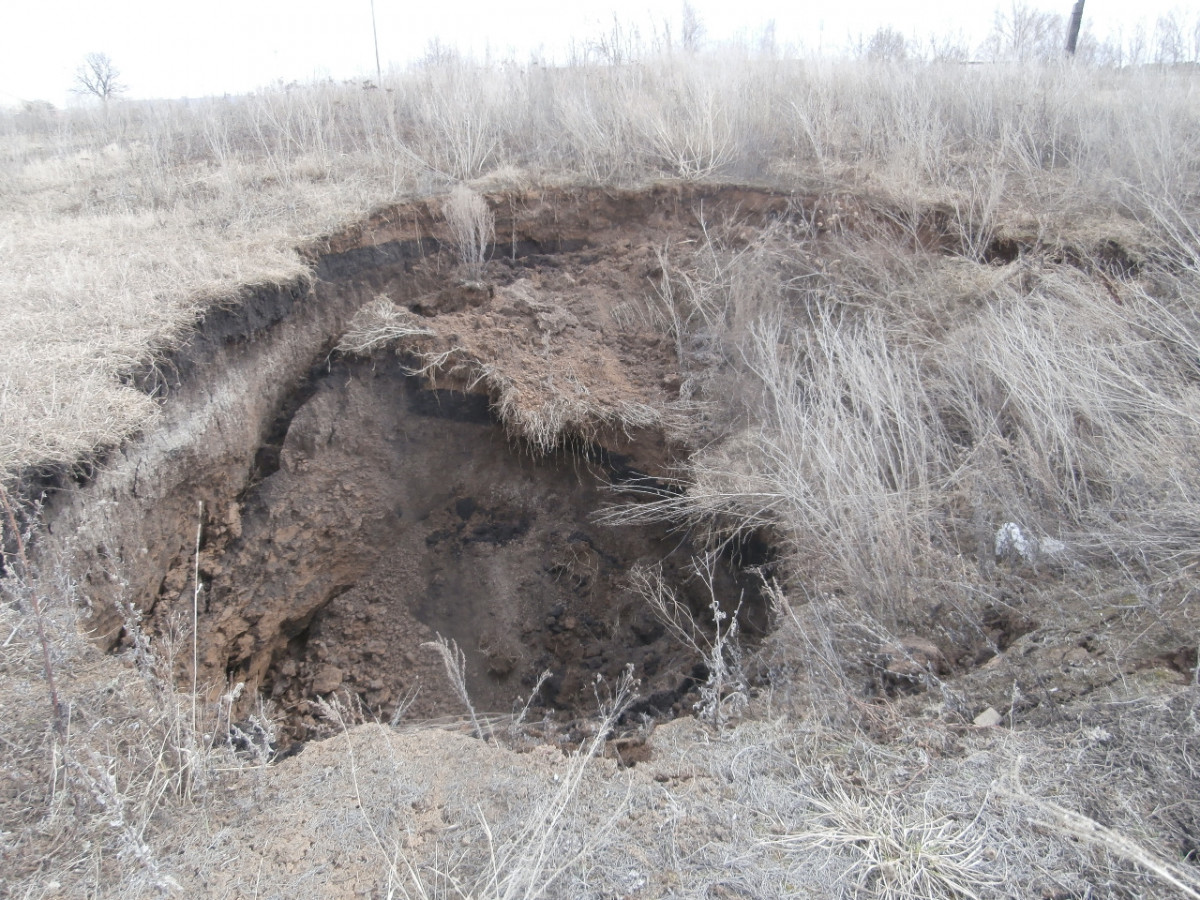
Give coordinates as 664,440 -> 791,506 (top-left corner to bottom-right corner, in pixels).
1066,0 -> 1086,56
370,0 -> 382,86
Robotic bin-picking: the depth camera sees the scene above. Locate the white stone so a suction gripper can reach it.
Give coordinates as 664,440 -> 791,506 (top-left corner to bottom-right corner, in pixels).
973,706 -> 1003,728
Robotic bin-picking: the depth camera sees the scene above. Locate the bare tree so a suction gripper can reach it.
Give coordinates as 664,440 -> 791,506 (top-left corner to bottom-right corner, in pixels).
1152,12 -> 1200,65
987,2 -> 1064,61
862,26 -> 909,62
681,2 -> 705,53
73,52 -> 126,102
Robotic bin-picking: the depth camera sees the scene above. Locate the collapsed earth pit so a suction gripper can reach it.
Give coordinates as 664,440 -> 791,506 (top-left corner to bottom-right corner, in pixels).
219,352 -> 760,739
40,185 -> 793,743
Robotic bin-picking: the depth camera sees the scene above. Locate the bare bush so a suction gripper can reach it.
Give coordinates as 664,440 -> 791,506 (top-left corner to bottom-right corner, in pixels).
861,27 -> 910,62
629,558 -> 747,729
443,184 -> 495,283
634,60 -> 736,179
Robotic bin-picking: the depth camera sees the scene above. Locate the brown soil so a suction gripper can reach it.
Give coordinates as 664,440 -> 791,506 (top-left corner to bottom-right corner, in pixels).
34,184 -> 795,740
214,352 -> 760,738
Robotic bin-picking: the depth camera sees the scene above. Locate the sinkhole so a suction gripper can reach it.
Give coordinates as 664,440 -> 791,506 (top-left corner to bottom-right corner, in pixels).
217,353 -> 767,740
40,185 -> 793,744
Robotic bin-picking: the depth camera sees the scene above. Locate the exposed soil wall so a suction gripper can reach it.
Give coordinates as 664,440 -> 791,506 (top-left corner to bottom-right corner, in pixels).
208,352 -> 762,737
34,184 -> 795,737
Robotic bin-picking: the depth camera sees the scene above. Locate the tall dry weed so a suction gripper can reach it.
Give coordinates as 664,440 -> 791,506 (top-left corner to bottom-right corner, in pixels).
610,212 -> 1200,626
442,185 -> 495,282
0,506 -> 275,895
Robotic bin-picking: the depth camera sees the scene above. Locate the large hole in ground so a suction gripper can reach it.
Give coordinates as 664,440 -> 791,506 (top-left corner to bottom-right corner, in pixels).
39,183 -> 1131,746
132,185 -> 817,745
40,185 -> 810,746
204,354 -> 765,740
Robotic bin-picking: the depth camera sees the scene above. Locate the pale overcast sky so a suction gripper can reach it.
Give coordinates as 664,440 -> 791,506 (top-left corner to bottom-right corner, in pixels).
0,1 -> 1190,107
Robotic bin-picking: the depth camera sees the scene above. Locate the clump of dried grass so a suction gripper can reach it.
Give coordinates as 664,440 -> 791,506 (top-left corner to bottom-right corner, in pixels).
487,379 -> 661,453
763,767 -> 1005,899
443,185 -> 495,283
336,295 -> 437,356
410,353 -> 663,453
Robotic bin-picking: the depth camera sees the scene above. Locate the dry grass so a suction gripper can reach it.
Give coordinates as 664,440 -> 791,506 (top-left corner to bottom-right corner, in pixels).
219,685 -> 1196,898
606,217 -> 1200,614
763,769 -> 1004,899
3,29 -> 1200,900
0,543 -> 275,897
5,545 -> 1196,896
2,53 -> 1199,482
335,295 -> 436,356
442,185 -> 495,283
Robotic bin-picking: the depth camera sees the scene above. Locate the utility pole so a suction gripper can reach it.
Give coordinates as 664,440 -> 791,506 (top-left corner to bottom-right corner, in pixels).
370,0 -> 382,85
1066,0 -> 1086,56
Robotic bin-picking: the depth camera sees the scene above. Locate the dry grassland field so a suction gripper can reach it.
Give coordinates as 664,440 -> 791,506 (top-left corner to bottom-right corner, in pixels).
3,14 -> 1200,899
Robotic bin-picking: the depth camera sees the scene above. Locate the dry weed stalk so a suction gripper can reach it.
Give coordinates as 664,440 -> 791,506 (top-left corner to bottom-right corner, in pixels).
629,558 -> 747,729
0,484 -> 63,733
191,501 -> 201,740
469,666 -> 638,900
1030,798 -> 1200,899
443,185 -> 495,283
327,664 -> 637,900
509,668 -> 552,740
422,634 -> 485,739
